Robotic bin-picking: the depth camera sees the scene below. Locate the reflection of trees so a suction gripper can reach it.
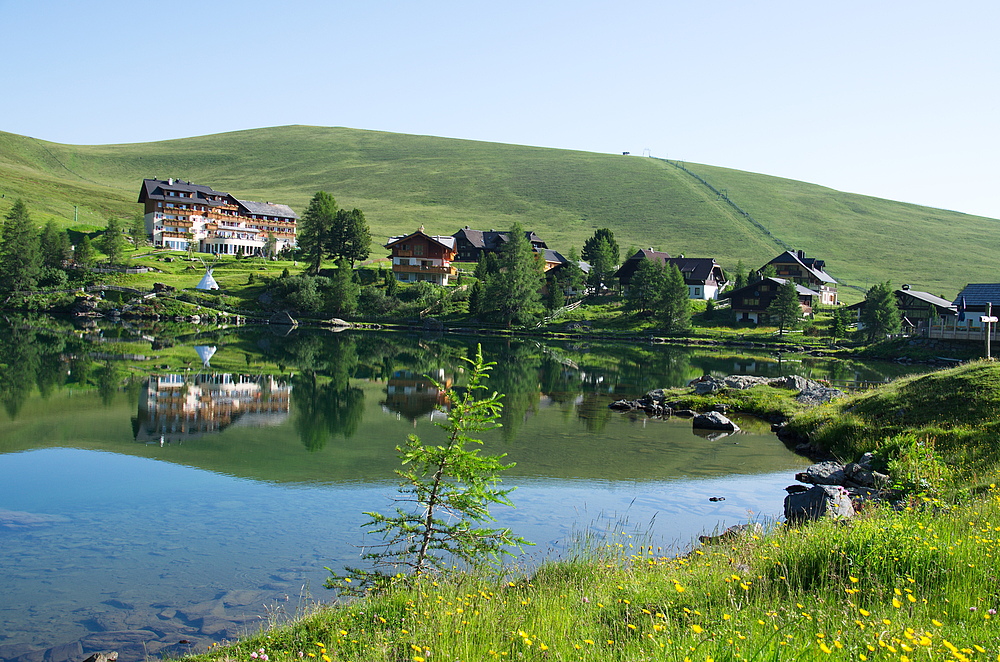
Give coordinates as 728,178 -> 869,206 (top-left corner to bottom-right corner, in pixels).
96,363 -> 122,406
0,324 -> 41,419
293,372 -> 366,452
488,342 -> 544,441
576,392 -> 613,433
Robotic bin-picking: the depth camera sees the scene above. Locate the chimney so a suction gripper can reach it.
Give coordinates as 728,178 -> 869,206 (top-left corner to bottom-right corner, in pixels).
797,249 -> 805,259
168,178 -> 174,185
902,284 -> 911,290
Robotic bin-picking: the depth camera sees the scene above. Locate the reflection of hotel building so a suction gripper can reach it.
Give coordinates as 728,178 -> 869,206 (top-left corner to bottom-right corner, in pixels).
137,178 -> 298,255
382,369 -> 451,422
133,374 -> 292,443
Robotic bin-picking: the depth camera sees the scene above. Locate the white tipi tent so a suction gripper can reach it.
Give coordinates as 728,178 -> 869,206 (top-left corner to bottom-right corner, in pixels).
196,258 -> 220,290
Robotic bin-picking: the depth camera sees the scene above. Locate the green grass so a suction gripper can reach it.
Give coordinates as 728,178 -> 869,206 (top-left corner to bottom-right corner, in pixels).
180,492 -> 1000,662
0,125 -> 994,303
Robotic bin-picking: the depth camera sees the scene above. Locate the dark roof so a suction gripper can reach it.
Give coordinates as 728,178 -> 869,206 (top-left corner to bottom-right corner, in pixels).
541,249 -> 568,264
766,250 -> 836,284
612,249 -> 671,281
452,228 -> 545,250
725,277 -> 820,300
236,199 -> 299,219
845,288 -> 956,312
954,283 -> 1000,307
137,178 -> 230,207
666,257 -> 726,284
386,230 -> 456,250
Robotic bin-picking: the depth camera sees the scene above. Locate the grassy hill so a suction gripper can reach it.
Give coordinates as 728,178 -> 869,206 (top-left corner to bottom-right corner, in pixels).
1,124 -> 996,301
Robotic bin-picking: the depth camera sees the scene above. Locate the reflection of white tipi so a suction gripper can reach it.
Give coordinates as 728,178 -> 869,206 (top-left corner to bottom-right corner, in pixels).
194,345 -> 217,368
196,258 -> 220,290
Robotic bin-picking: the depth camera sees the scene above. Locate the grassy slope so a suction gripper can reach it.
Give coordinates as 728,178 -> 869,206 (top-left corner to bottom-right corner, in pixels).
1,125 -> 995,301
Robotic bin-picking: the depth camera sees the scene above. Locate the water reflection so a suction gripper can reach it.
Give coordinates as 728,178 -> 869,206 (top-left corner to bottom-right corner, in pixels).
132,374 -> 292,443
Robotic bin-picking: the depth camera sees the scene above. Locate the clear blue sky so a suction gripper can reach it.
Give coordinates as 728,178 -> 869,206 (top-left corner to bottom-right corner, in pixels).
3,0 -> 998,219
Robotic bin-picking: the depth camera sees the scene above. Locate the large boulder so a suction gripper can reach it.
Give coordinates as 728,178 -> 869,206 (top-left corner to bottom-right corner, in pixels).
693,411 -> 740,432
795,461 -> 847,485
784,485 -> 855,522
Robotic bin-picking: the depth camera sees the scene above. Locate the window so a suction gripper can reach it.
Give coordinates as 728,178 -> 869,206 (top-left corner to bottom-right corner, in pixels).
414,243 -> 425,256
398,258 -> 410,265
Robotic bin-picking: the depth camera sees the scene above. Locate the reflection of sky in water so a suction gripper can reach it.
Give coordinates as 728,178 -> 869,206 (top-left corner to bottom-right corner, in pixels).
0,445 -> 803,651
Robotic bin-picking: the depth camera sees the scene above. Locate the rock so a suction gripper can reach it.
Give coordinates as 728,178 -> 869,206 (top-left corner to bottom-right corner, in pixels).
795,385 -> 846,405
692,411 -> 740,432
673,409 -> 697,418
645,389 -> 667,403
422,317 -> 444,331
795,461 -> 847,485
43,642 -> 82,662
269,311 -> 297,326
784,485 -> 855,522
698,523 -> 762,544
693,379 -> 722,395
723,375 -> 772,390
609,399 -> 635,411
327,318 -> 352,327
712,403 -> 729,414
708,496 -> 725,502
784,484 -> 810,494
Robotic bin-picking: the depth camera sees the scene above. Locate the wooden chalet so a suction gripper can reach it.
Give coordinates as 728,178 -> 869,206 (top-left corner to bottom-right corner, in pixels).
847,285 -> 956,334
138,178 -> 298,256
613,249 -> 728,300
725,277 -> 820,324
761,250 -> 838,306
926,283 -> 1000,341
452,227 -> 547,262
385,229 -> 458,285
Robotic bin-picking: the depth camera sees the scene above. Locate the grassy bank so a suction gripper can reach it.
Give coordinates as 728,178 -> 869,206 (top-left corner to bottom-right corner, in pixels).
173,362 -> 1000,662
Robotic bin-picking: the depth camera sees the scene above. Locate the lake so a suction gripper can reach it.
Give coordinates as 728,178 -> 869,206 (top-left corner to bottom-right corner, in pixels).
0,319 -> 923,662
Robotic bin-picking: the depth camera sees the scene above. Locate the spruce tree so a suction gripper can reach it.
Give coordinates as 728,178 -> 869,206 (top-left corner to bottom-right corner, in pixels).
0,199 -> 41,294
99,217 -> 130,265
659,263 -> 691,333
625,257 -> 664,313
331,208 -> 372,266
860,281 -> 902,342
768,280 -> 802,335
487,222 -> 544,326
74,235 -> 96,268
39,220 -> 71,270
299,191 -> 338,274
329,258 -> 360,315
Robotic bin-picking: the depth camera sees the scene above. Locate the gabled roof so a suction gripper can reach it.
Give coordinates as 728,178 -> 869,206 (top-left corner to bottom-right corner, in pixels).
386,230 -> 456,250
666,257 -> 726,284
236,199 -> 299,219
452,228 -> 545,250
899,289 -> 956,310
725,277 -> 820,300
954,283 -> 1000,307
766,250 -> 836,284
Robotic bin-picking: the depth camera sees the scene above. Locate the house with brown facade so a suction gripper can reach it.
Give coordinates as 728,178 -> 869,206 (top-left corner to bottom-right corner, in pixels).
385,229 -> 458,285
761,250 -> 837,306
726,277 -> 821,324
138,178 -> 298,256
613,249 -> 728,300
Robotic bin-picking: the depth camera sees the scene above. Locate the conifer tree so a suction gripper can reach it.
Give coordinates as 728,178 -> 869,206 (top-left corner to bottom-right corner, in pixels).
768,279 -> 802,335
99,217 -> 130,265
331,208 -> 372,266
329,258 -> 360,315
659,263 -> 691,333
39,220 -> 71,270
299,191 -> 338,274
625,257 -> 664,313
486,222 -> 544,326
74,235 -> 96,268
0,199 -> 41,294
860,281 -> 902,342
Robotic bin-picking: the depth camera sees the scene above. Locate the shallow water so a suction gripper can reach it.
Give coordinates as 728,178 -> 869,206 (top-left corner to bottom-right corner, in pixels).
0,325 -> 923,661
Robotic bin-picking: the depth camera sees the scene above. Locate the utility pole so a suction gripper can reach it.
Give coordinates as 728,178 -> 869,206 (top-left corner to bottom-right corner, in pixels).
74,206 -> 78,224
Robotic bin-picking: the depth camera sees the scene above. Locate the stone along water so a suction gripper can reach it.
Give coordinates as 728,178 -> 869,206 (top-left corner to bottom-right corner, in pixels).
0,322 -> 924,662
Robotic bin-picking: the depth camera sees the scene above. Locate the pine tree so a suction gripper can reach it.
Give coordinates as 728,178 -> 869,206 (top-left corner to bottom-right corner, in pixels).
625,257 -> 664,313
74,235 -> 96,268
585,236 -> 616,292
331,208 -> 372,266
860,281 -> 902,342
129,212 -> 148,248
99,217 -> 130,265
486,222 -> 544,326
732,260 -> 748,290
329,258 -> 360,315
299,191 -> 338,274
0,199 -> 41,294
659,263 -> 691,333
39,220 -> 71,270
467,279 -> 483,315
768,279 -> 802,335
326,346 -> 529,591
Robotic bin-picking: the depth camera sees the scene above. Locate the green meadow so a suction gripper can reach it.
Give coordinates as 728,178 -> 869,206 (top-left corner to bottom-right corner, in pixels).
1,125 -> 995,302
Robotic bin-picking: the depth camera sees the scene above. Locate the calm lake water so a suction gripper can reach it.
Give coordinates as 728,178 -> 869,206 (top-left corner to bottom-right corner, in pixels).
0,319 -> 924,662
